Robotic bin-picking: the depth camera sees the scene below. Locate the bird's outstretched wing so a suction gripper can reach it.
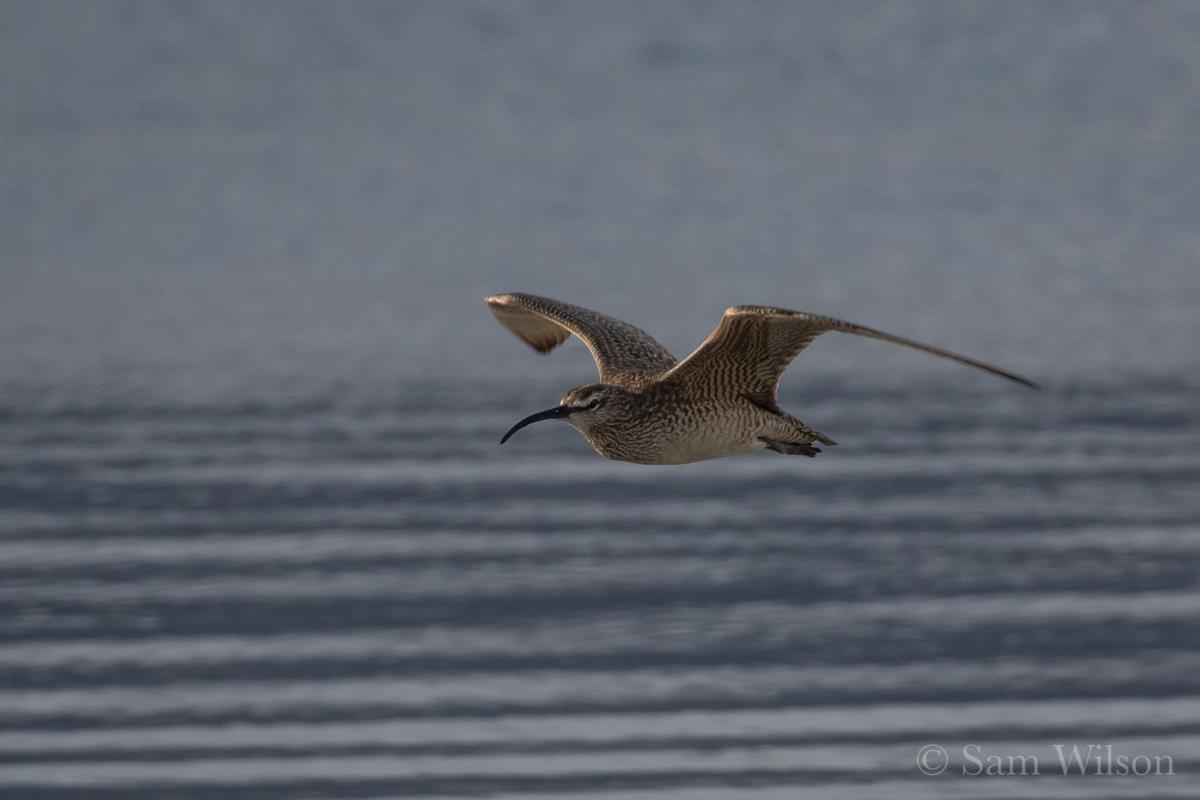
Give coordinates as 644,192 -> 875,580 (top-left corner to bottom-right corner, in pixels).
485,293 -> 678,386
664,306 -> 1037,403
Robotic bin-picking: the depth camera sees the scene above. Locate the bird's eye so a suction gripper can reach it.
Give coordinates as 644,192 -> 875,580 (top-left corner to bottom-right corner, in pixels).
587,395 -> 604,409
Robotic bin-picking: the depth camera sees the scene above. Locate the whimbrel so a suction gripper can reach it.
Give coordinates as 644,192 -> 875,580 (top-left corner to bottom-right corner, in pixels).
486,293 -> 1036,464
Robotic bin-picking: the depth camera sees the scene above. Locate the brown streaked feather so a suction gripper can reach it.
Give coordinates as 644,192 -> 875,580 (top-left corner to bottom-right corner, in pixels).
665,305 -> 1038,401
485,293 -> 678,387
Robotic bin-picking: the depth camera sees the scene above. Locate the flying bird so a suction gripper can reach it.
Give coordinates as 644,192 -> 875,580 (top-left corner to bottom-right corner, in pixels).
486,293 -> 1036,464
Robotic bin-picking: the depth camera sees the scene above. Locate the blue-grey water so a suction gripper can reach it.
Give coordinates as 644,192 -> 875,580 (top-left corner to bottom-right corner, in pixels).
2,2 -> 1200,798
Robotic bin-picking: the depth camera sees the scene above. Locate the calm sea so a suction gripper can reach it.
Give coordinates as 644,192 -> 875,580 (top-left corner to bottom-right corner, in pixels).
2,2 -> 1199,798
1,372 -> 1198,798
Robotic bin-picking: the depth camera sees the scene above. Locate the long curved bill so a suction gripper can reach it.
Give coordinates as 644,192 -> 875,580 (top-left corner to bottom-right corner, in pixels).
500,406 -> 574,444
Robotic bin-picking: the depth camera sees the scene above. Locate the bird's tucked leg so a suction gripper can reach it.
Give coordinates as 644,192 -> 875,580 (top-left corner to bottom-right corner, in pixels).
759,438 -> 823,457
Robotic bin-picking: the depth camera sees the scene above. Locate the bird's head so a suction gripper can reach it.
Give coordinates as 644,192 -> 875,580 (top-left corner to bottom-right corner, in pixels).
499,383 -> 628,444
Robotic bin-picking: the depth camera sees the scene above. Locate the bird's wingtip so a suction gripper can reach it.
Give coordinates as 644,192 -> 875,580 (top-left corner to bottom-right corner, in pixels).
992,370 -> 1039,389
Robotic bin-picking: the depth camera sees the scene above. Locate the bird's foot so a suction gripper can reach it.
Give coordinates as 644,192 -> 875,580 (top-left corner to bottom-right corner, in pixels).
759,438 -> 822,457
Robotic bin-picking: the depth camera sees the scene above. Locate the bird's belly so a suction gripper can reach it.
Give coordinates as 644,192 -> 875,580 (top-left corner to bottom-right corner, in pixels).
654,434 -> 763,464
597,418 -> 762,465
